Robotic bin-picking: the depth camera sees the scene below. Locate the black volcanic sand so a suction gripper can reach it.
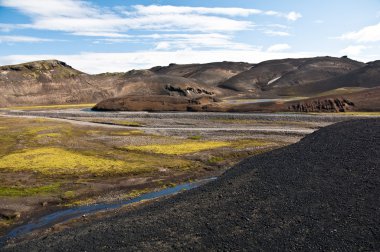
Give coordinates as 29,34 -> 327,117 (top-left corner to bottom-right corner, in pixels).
3,119 -> 379,251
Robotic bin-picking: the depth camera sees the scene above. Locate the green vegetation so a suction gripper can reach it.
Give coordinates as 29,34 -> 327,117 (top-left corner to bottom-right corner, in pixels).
188,135 -> 202,140
231,139 -> 273,149
0,147 -> 125,175
89,119 -> 144,127
126,141 -> 231,155
208,156 -> 225,164
63,190 -> 76,199
122,188 -> 151,199
111,130 -> 144,136
0,183 -> 61,197
0,103 -> 95,111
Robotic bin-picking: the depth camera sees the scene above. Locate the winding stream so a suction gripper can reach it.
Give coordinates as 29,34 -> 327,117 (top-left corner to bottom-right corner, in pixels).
0,177 -> 216,247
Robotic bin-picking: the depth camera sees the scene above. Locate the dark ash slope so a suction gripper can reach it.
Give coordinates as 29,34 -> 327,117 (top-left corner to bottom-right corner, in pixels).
4,119 -> 379,251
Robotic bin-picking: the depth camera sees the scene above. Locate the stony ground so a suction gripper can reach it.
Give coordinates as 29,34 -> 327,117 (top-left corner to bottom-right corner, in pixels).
3,118 -> 379,251
1,109 -> 325,237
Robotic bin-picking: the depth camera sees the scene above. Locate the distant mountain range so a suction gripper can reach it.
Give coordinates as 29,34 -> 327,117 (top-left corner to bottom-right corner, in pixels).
0,56 -> 379,112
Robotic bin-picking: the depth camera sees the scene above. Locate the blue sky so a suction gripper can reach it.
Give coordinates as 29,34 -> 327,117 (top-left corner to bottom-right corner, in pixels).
0,0 -> 379,73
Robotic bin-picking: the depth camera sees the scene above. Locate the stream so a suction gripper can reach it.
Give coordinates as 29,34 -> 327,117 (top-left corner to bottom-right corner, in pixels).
0,177 -> 216,247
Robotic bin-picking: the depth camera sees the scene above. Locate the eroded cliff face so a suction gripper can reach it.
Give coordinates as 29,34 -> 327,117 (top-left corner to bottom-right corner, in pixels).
92,95 -> 223,112
288,98 -> 355,112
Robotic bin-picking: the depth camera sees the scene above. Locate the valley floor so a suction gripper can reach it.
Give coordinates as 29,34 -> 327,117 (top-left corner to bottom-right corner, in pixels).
0,106 -> 378,247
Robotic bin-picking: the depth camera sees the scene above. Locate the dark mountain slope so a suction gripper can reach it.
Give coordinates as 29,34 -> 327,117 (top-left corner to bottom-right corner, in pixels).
150,61 -> 253,86
219,56 -> 365,95
281,60 -> 380,96
5,119 -> 379,251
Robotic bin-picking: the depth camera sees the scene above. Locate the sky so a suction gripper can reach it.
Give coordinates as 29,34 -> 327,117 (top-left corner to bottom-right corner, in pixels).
0,0 -> 379,73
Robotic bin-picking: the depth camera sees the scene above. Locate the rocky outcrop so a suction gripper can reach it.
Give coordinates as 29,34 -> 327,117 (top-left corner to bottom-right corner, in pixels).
165,84 -> 214,96
288,98 -> 355,112
92,95 -> 223,112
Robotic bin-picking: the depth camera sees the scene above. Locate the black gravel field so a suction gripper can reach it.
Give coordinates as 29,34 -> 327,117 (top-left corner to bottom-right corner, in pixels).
3,119 -> 379,251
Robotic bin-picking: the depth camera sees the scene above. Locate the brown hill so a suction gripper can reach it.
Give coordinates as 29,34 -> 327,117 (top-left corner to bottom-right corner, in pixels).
1,57 -> 379,112
93,95 -> 223,112
280,60 -> 380,97
0,60 -> 121,107
219,56 -> 365,96
231,87 -> 380,113
150,61 -> 253,86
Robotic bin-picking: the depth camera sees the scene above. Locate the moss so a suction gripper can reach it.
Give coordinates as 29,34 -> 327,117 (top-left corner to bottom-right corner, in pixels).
0,147 -> 194,175
90,119 -> 144,127
1,104 -> 95,111
111,130 -> 144,136
34,133 -> 62,139
208,156 -> 225,164
64,198 -> 96,206
0,147 -> 126,175
188,135 -> 202,140
0,183 -> 61,197
231,139 -> 272,149
122,188 -> 151,199
126,141 -> 231,155
63,190 -> 76,199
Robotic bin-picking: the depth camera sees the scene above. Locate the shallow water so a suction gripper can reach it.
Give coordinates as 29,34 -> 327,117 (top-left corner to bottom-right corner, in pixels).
0,177 -> 216,247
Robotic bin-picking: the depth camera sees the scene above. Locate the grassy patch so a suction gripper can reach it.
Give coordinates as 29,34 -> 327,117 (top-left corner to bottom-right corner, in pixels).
188,135 -> 202,140
231,139 -> 272,149
122,188 -> 151,199
111,130 -> 144,136
90,119 -> 144,127
0,104 -> 95,111
208,156 -> 225,164
34,133 -> 62,139
0,147 -> 125,175
126,141 -> 231,155
0,147 -> 194,175
0,183 -> 61,197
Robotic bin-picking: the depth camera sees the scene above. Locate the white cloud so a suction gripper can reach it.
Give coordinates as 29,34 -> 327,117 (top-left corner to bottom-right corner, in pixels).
155,42 -> 171,50
71,32 -> 132,38
0,1 -> 301,34
267,44 -> 291,52
0,0 -> 101,18
131,5 -> 262,17
0,50 -> 317,74
339,23 -> 380,42
285,12 -> 302,21
264,30 -> 290,36
0,35 -> 53,43
340,45 -> 368,56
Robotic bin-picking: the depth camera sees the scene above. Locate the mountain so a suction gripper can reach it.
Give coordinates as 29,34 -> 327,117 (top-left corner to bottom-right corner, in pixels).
0,60 -> 120,107
0,57 -> 379,112
218,56 -> 365,96
280,60 -> 380,97
150,61 -> 253,86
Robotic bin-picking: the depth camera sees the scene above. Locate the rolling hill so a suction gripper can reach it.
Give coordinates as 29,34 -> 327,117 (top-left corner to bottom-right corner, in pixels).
0,56 -> 379,112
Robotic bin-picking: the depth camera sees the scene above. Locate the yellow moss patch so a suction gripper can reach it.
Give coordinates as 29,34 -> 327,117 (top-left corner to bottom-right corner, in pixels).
0,147 -> 126,175
126,141 -> 231,155
1,104 -> 95,111
35,133 -> 62,139
122,188 -> 151,199
112,130 -> 144,136
0,183 -> 61,197
65,198 -> 96,206
0,147 -> 193,175
232,139 -> 272,149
